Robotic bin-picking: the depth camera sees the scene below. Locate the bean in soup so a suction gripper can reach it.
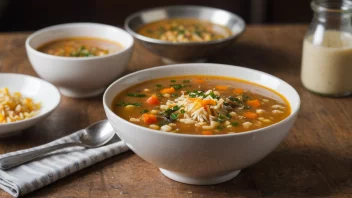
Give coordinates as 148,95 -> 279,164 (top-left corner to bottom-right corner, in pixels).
138,18 -> 232,42
112,76 -> 291,135
37,37 -> 123,57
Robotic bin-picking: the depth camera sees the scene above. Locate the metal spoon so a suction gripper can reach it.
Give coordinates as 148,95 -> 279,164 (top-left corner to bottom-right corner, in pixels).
0,120 -> 115,170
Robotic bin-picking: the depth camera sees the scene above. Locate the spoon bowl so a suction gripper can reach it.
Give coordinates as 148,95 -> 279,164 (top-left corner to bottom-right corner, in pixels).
80,120 -> 116,148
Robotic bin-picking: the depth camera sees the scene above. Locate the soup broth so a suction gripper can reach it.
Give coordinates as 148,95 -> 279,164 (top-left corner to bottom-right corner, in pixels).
112,76 -> 290,135
138,18 -> 232,42
37,37 -> 123,57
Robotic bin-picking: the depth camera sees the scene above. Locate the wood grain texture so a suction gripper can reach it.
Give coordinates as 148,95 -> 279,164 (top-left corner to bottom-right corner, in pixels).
0,25 -> 351,198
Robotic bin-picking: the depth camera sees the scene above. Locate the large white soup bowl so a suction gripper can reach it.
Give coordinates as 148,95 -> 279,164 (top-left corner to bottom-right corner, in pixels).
26,23 -> 134,98
103,63 -> 300,185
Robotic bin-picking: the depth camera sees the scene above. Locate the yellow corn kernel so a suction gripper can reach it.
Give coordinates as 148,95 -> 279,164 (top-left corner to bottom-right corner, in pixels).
0,114 -> 4,122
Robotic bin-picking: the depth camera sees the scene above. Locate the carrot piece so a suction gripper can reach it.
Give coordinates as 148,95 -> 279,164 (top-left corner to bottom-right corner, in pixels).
233,88 -> 244,95
246,99 -> 261,108
142,113 -> 157,124
215,85 -> 229,90
187,98 -> 198,102
201,99 -> 216,106
194,79 -> 205,84
146,95 -> 160,105
202,131 -> 213,135
243,112 -> 258,119
160,87 -> 176,94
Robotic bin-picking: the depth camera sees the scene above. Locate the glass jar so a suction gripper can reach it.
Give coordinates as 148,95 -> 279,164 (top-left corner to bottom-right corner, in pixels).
301,0 -> 352,97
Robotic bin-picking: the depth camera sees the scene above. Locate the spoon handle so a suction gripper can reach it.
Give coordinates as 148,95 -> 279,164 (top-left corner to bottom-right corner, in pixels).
0,142 -> 82,170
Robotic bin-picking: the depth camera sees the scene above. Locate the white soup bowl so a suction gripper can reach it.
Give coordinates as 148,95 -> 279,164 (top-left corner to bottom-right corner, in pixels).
26,23 -> 134,98
103,63 -> 300,185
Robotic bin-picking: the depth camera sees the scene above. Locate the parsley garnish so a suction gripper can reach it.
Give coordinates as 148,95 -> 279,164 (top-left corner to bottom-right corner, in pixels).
116,101 -> 142,107
127,93 -> 146,97
231,122 -> 239,127
140,109 -> 149,114
242,94 -> 250,101
170,80 -> 176,82
170,84 -> 183,90
161,105 -> 181,117
170,113 -> 179,120
244,105 -> 252,109
217,113 -> 228,123
209,91 -> 220,99
183,80 -> 190,83
216,125 -> 225,130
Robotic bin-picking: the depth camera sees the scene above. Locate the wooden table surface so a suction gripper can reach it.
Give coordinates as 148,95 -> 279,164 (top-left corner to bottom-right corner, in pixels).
0,25 -> 351,198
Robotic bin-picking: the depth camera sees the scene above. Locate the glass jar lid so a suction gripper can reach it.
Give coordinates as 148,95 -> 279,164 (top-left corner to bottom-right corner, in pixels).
312,0 -> 352,13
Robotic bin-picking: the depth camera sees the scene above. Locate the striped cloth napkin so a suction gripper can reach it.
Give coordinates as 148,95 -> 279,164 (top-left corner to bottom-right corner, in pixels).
0,128 -> 129,197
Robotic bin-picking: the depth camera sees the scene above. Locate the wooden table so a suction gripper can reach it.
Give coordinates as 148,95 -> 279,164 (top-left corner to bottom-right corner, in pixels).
0,25 -> 351,198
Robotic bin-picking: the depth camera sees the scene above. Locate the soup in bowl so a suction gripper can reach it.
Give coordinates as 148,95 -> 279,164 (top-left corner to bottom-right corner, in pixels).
103,63 -> 300,185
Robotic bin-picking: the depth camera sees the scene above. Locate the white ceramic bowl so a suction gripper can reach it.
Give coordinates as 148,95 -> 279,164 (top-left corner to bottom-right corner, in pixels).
103,63 -> 300,185
26,23 -> 134,98
0,73 -> 61,136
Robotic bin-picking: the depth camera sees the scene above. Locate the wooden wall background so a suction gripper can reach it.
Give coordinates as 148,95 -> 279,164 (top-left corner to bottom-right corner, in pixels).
0,0 -> 313,32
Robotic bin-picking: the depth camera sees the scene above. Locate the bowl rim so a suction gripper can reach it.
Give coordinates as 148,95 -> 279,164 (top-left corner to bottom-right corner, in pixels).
25,22 -> 134,61
124,5 -> 246,46
103,63 -> 301,139
0,73 -> 61,127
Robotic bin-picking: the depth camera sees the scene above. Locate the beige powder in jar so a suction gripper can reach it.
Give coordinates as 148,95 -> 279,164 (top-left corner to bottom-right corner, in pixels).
301,30 -> 352,96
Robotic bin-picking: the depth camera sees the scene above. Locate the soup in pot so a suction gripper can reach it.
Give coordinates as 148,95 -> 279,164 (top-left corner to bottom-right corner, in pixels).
138,18 -> 232,42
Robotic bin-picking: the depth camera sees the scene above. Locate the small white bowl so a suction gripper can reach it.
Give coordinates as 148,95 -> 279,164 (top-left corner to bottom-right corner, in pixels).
26,23 -> 134,98
103,63 -> 300,185
0,73 -> 61,136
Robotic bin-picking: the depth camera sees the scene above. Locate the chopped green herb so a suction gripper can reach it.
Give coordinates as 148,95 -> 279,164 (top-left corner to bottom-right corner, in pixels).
209,91 -> 220,99
140,109 -> 149,114
231,122 -> 239,127
116,101 -> 142,107
189,92 -> 197,98
170,84 -> 183,90
155,84 -> 163,88
229,96 -> 241,103
170,80 -> 176,82
217,113 -> 228,123
178,30 -> 185,35
180,109 -> 186,114
171,105 -> 180,111
244,105 -> 252,109
183,80 -> 190,83
226,113 -> 232,119
216,125 -> 225,130
188,90 -> 206,98
127,93 -> 146,97
158,26 -> 165,32
242,94 -> 250,101
171,93 -> 178,97
161,105 -> 181,118
195,31 -> 202,36
170,113 -> 179,120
